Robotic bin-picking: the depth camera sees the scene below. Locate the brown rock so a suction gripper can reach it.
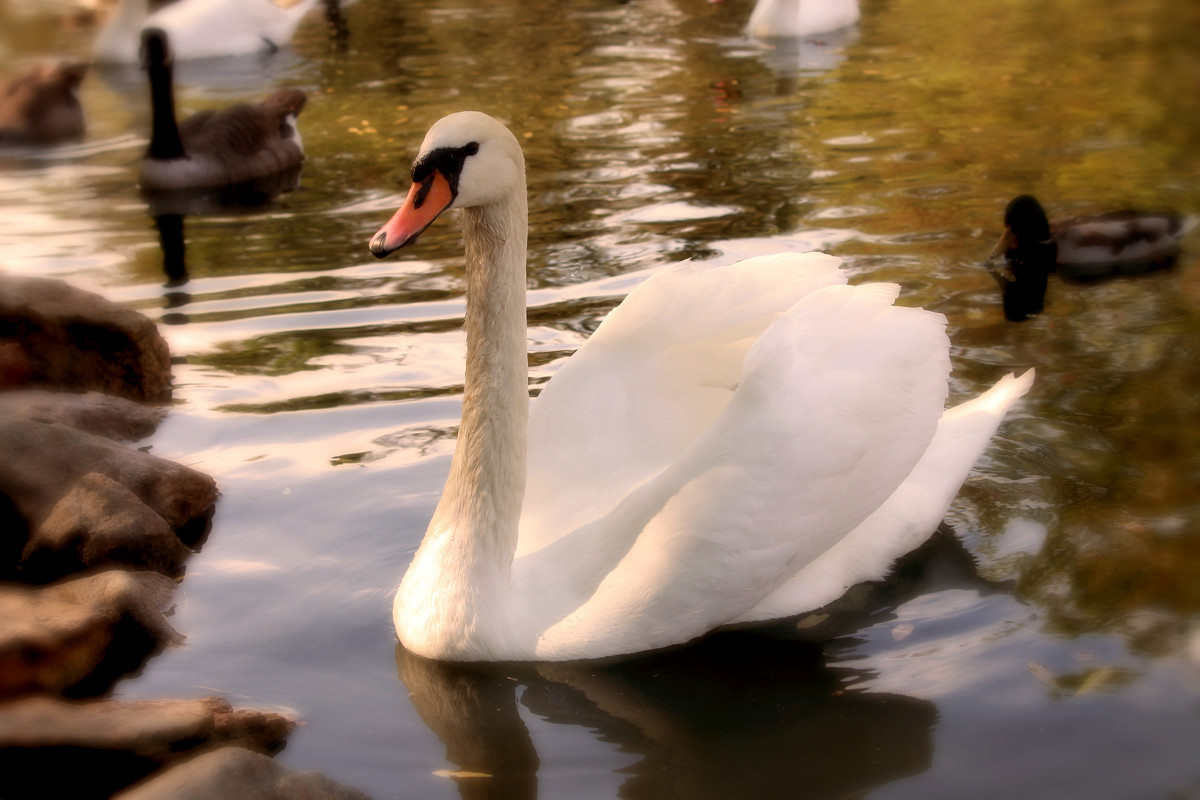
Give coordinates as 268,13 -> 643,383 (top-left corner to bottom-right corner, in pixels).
21,472 -> 193,580
41,568 -> 184,648
116,747 -> 372,800
0,389 -> 166,441
0,569 -> 181,697
206,696 -> 296,752
0,586 -> 113,696
0,694 -> 214,754
0,697 -> 298,800
0,418 -> 217,541
0,695 -> 293,754
0,275 -> 171,402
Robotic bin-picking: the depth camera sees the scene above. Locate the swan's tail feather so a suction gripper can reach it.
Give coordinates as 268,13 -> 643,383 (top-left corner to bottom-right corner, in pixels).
733,367 -> 1034,624
944,368 -> 1035,419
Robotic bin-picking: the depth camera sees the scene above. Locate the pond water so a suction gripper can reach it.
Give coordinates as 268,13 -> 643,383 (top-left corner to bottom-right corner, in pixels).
3,0 -> 1200,796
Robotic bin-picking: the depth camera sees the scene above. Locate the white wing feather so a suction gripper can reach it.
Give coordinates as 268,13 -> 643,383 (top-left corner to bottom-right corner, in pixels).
519,270 -> 959,658
519,253 -> 847,556
734,368 -> 1034,623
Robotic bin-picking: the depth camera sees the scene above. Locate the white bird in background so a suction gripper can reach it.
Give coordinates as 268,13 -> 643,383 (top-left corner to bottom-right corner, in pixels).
92,0 -> 320,64
369,111 -> 1033,663
744,0 -> 860,39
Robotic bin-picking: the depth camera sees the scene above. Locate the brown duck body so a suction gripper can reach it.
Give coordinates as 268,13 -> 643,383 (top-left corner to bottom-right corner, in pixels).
0,62 -> 88,146
138,28 -> 306,193
1047,211 -> 1193,279
993,195 -> 1194,281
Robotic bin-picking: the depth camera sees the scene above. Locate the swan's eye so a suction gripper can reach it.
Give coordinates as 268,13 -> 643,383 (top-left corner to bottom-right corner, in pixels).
410,142 -> 480,190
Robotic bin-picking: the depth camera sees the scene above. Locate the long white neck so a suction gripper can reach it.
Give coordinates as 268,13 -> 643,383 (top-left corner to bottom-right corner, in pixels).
425,183 -> 529,577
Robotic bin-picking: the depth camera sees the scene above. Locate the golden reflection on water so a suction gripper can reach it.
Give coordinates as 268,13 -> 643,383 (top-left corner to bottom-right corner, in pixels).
2,0 -> 1200,795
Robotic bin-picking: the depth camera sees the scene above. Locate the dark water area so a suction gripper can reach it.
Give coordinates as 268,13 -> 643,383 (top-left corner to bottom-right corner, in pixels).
2,0 -> 1199,797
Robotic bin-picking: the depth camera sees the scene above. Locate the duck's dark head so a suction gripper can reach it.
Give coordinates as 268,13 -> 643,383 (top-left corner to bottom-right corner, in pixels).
991,194 -> 1055,264
1004,195 -> 1052,243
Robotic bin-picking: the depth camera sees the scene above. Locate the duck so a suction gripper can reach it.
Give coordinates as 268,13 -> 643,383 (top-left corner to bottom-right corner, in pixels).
93,0 -> 320,64
0,62 -> 88,146
744,0 -> 860,39
989,194 -> 1195,321
369,111 -> 1033,662
137,28 -> 306,194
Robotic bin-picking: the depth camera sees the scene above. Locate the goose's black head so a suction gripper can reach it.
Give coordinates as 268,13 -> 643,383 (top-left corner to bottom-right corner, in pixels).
140,28 -> 172,72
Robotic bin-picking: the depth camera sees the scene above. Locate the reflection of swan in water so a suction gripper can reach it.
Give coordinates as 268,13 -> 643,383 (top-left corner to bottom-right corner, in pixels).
717,0 -> 860,75
751,25 -> 856,75
397,639 -> 934,799
395,526 -> 1008,798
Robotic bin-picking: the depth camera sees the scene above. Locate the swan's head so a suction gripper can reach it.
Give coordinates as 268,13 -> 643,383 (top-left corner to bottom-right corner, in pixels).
369,111 -> 524,258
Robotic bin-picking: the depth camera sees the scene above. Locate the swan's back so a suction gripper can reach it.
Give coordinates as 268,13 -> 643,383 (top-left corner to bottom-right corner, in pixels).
521,253 -> 848,554
148,0 -> 319,59
516,254 -> 991,658
94,0 -> 320,63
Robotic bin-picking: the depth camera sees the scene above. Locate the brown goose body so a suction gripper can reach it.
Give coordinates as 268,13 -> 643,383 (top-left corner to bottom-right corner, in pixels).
0,62 -> 88,146
137,28 -> 306,193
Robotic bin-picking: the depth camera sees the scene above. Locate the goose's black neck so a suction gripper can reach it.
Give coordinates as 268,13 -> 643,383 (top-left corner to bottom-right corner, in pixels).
142,29 -> 186,161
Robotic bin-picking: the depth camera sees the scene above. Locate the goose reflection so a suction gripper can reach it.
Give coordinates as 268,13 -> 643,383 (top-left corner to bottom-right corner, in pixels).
146,162 -> 303,295
393,527 -> 1006,799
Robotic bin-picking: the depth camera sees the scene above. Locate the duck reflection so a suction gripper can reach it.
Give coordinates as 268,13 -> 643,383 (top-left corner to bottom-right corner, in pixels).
392,525 -> 1018,798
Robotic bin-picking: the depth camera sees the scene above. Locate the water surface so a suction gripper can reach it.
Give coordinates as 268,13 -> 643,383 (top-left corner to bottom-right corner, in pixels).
2,0 -> 1199,797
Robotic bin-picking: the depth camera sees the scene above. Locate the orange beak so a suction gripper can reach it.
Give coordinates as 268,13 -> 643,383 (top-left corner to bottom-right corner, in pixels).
369,169 -> 455,258
990,226 -> 1016,261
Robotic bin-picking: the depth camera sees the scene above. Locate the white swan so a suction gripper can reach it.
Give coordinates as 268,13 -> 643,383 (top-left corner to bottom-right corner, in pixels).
746,0 -> 860,39
92,0 -> 320,64
369,111 -> 1033,662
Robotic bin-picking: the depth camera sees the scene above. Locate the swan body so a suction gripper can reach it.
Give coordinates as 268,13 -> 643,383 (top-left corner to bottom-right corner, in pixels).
371,111 -> 1033,662
0,62 -> 88,146
990,194 -> 1195,320
93,0 -> 319,64
138,28 -> 306,193
746,0 -> 860,39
